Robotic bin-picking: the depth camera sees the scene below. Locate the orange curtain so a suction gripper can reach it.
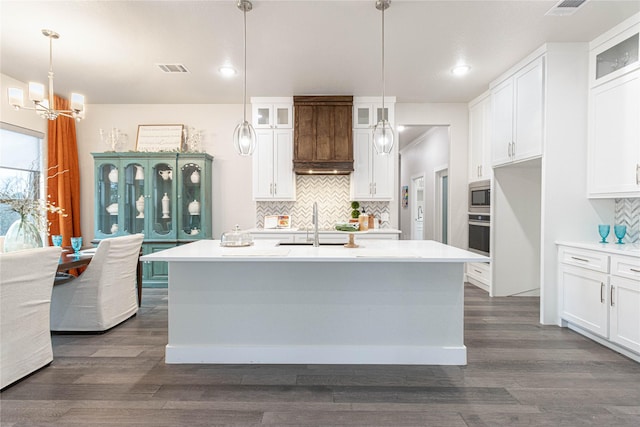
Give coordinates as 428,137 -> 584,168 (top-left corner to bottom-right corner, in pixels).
47,95 -> 81,247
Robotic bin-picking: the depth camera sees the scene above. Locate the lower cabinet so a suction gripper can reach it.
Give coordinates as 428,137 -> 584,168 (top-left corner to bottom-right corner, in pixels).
142,242 -> 176,287
466,262 -> 491,293
558,244 -> 640,359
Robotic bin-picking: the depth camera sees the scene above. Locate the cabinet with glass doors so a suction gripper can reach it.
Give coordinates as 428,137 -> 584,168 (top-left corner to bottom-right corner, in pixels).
92,152 -> 213,286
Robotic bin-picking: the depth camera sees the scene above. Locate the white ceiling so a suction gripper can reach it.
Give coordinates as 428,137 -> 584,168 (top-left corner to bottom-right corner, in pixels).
1,1 -> 638,106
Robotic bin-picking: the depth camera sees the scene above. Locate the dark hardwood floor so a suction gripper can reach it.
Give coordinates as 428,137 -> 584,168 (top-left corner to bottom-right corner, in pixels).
1,284 -> 639,426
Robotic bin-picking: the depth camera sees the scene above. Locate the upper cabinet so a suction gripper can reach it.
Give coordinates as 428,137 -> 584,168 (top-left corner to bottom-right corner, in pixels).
350,96 -> 395,200
93,152 -> 213,241
588,14 -> 640,198
251,97 -> 295,200
293,96 -> 353,174
251,98 -> 293,129
468,91 -> 492,182
491,56 -> 545,167
353,97 -> 395,129
253,129 -> 295,200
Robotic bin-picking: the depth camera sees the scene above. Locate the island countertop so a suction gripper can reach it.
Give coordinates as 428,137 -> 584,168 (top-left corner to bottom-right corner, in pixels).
141,238 -> 490,263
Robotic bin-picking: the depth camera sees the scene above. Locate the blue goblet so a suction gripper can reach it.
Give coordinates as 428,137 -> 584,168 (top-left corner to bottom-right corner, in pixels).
598,225 -> 610,243
70,237 -> 83,254
614,225 -> 626,244
51,235 -> 63,247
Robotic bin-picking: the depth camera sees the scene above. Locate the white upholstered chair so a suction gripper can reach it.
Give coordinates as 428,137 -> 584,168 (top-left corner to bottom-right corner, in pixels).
50,234 -> 144,332
1,246 -> 62,389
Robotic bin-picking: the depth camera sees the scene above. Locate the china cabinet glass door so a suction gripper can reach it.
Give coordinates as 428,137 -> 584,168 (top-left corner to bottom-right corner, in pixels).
178,162 -> 203,238
95,160 -> 121,238
123,160 -> 147,236
149,160 -> 177,239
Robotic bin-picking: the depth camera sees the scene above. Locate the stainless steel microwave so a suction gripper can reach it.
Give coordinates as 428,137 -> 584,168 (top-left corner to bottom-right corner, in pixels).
469,180 -> 490,214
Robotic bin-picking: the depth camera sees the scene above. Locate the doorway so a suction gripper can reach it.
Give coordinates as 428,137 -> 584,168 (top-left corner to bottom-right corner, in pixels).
434,166 -> 448,244
411,174 -> 425,240
398,126 -> 450,241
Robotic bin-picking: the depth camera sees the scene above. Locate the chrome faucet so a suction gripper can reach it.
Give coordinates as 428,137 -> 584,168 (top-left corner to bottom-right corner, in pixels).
312,202 -> 319,247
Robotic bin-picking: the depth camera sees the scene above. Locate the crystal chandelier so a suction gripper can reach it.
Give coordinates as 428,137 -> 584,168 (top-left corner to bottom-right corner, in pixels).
372,0 -> 394,155
232,0 -> 256,156
7,29 -> 85,121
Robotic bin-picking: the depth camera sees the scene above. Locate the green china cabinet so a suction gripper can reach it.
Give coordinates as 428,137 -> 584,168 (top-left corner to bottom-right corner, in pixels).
92,152 -> 213,287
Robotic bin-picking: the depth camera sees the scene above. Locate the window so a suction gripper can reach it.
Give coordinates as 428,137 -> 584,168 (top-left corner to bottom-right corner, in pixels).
0,123 -> 44,235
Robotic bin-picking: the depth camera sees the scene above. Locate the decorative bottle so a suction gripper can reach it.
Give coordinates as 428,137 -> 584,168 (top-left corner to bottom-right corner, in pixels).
162,193 -> 170,218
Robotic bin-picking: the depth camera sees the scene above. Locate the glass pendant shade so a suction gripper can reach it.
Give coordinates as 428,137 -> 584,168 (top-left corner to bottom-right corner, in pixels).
233,120 -> 256,156
372,119 -> 394,155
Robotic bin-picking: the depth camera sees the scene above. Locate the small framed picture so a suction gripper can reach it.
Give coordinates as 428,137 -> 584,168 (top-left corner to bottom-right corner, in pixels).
401,185 -> 409,208
136,124 -> 184,152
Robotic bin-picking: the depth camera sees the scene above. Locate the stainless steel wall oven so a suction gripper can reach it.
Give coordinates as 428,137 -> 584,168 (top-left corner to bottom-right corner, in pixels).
468,180 -> 491,256
468,213 -> 490,256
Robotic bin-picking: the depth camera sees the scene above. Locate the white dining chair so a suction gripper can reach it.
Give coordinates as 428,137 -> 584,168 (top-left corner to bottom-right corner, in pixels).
0,246 -> 62,389
50,234 -> 144,332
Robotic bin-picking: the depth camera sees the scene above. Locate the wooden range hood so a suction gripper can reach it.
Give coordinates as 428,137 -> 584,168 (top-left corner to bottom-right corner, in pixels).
293,95 -> 353,174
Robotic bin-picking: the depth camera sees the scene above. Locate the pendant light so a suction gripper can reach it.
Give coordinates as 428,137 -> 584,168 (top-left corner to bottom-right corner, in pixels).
233,0 -> 256,156
372,0 -> 394,155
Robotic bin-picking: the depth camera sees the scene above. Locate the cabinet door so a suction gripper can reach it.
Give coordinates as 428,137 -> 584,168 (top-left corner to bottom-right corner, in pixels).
560,264 -> 609,338
252,104 -> 273,129
588,71 -> 640,197
513,57 -> 544,162
469,101 -> 485,181
491,78 -> 514,166
122,159 -> 148,236
177,158 -> 207,239
371,145 -> 393,199
273,130 -> 295,199
94,159 -> 122,239
253,131 -> 275,199
351,130 -> 373,200
148,159 -> 177,239
142,242 -> 174,287
273,104 -> 293,129
354,104 -> 373,128
609,275 -> 640,353
374,104 -> 394,126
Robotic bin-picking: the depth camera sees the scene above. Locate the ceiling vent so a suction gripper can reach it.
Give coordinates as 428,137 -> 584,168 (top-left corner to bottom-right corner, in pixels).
545,0 -> 588,16
156,64 -> 190,73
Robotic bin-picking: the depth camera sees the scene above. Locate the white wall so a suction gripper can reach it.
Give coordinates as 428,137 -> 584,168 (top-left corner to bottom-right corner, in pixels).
0,73 -> 47,134
399,127 -> 449,240
395,103 -> 468,250
76,104 -> 253,241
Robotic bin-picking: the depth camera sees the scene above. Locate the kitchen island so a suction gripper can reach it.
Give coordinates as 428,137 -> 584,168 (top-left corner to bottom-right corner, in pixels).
142,239 -> 489,365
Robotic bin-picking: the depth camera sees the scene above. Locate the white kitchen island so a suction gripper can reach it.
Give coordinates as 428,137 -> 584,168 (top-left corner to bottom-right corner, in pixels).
142,239 -> 489,365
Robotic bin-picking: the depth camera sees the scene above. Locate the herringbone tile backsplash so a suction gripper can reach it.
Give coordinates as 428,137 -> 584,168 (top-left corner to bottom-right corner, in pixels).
615,198 -> 639,243
256,175 -> 390,229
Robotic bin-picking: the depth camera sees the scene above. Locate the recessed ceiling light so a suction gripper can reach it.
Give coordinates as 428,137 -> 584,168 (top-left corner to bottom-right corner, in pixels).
452,64 -> 471,76
219,66 -> 237,77
396,125 -> 405,132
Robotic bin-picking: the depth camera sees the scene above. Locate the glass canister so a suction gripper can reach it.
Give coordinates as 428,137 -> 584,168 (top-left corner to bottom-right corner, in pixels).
220,225 -> 254,247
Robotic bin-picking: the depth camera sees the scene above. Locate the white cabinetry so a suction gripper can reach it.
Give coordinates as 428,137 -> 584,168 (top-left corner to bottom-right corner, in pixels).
253,130 -> 295,200
558,244 -> 640,360
252,97 -> 295,201
251,98 -> 293,129
351,130 -> 393,200
468,92 -> 492,182
491,56 -> 544,167
353,97 -> 395,129
587,14 -> 640,198
466,262 -> 490,293
350,97 -> 395,201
